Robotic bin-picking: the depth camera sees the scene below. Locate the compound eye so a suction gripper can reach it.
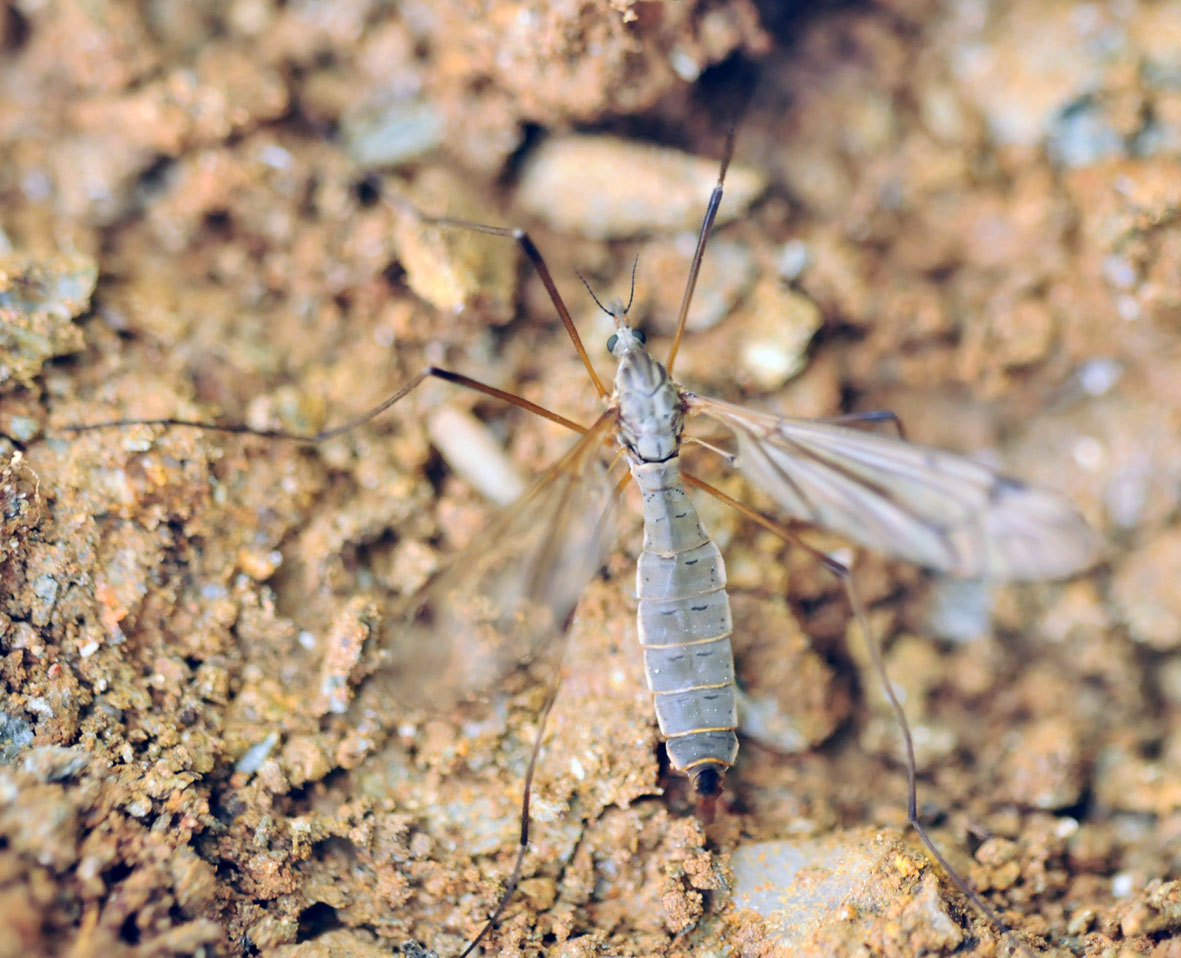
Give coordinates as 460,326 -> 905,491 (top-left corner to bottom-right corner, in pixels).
606,333 -> 618,353
635,328 -> 646,344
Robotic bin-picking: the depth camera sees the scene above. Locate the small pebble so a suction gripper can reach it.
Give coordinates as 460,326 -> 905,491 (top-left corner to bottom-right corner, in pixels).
427,406 -> 526,506
517,135 -> 767,239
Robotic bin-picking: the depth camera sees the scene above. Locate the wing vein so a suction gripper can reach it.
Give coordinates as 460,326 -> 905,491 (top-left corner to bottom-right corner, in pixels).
684,392 -> 1099,580
358,411 -> 621,714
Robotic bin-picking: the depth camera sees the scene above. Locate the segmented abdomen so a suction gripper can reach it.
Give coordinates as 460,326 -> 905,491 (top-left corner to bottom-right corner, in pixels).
631,458 -> 738,778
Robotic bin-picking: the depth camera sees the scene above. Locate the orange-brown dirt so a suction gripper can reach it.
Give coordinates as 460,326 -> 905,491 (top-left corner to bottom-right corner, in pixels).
1,2 -> 1179,956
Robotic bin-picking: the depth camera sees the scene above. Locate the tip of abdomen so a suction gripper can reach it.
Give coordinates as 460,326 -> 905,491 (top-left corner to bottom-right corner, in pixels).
693,765 -> 725,824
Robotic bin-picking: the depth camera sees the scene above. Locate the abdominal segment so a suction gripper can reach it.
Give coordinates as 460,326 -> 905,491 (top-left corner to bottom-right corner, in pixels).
631,458 -> 739,780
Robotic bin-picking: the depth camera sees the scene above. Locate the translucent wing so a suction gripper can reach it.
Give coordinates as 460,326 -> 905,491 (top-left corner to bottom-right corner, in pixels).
361,411 -> 621,713
686,393 -> 1100,581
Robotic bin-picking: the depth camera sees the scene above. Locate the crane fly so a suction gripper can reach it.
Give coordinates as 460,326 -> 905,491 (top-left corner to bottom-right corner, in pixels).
66,131 -> 1101,956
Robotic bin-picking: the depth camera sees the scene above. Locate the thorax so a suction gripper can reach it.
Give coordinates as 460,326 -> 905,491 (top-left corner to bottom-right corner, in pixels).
613,343 -> 684,464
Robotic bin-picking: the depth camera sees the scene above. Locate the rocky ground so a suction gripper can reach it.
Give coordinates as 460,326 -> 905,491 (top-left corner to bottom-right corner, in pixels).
1,1 -> 1179,956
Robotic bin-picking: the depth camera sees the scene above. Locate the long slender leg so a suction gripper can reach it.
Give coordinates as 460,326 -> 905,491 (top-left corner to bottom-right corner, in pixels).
62,340 -> 602,958
60,366 -> 588,441
681,469 -> 1039,958
664,127 -> 737,376
386,194 -> 609,399
458,459 -> 630,957
64,367 -> 611,958
457,622 -> 570,958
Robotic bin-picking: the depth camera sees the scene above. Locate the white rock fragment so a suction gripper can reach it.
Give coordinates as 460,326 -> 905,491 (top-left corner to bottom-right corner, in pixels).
427,405 -> 527,505
736,281 -> 822,391
731,830 -> 959,950
235,731 -> 280,776
343,99 -> 444,169
517,135 -> 767,240
390,168 -> 518,319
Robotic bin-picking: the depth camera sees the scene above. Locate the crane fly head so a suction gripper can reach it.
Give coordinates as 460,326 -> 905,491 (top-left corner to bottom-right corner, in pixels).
607,324 -> 646,357
576,255 -> 645,357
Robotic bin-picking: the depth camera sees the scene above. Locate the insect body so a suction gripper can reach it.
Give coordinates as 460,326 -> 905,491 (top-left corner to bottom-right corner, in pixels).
66,132 -> 1101,956
614,323 -> 737,812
